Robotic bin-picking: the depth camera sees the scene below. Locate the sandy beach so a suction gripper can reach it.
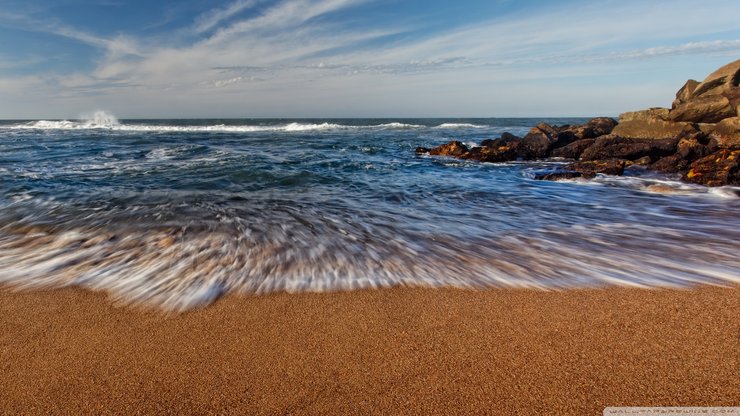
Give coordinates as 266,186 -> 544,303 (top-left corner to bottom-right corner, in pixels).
1,286 -> 737,415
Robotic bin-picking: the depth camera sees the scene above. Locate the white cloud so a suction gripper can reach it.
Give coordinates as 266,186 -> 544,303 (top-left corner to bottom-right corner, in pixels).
1,0 -> 740,118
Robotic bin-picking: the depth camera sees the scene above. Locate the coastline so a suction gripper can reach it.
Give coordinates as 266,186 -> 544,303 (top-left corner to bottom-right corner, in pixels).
2,286 -> 737,415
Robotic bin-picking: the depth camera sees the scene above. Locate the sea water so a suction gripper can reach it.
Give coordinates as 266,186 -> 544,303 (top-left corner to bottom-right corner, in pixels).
0,114 -> 738,310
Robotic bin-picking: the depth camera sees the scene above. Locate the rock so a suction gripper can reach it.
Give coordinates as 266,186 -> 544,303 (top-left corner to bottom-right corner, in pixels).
429,141 -> 468,157
565,159 -> 626,178
415,147 -> 431,153
551,139 -> 596,159
611,118 -> 696,140
691,59 -> 740,98
480,132 -> 520,148
650,154 -> 691,173
517,123 -> 577,159
710,117 -> 740,149
632,156 -> 652,166
672,79 -> 700,108
683,149 -> 740,186
668,94 -> 735,123
697,123 -> 716,135
564,117 -> 618,140
676,132 -> 716,160
580,134 -> 679,162
722,86 -> 740,115
619,108 -> 670,122
533,171 -> 583,181
463,143 -> 518,163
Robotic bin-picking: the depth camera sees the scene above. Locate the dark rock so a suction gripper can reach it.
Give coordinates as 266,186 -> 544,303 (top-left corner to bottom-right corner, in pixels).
611,118 -> 697,140
710,117 -> 740,149
676,132 -> 715,160
517,123 -> 576,159
650,154 -> 691,173
534,171 -> 583,181
480,132 -> 520,148
429,141 -> 468,157
683,149 -> 740,186
580,134 -> 679,162
582,117 -> 618,138
551,139 -> 595,159
672,79 -> 700,108
565,159 -> 626,178
415,147 -> 431,154
563,117 -> 618,141
668,94 -> 735,123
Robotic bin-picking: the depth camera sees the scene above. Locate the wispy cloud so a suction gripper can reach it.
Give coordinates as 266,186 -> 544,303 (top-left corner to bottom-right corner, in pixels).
193,0 -> 262,34
1,0 -> 739,118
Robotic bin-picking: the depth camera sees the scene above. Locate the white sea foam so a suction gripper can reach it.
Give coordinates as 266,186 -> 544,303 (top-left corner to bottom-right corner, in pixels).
434,123 -> 487,129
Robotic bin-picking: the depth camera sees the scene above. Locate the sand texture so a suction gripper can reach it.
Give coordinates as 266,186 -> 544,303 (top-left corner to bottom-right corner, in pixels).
1,286 -> 738,415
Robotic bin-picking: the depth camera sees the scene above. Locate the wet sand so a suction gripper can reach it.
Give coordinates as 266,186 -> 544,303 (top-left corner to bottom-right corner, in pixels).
1,286 -> 738,415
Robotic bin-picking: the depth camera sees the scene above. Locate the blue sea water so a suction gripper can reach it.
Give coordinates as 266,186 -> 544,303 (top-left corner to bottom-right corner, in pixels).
0,113 -> 738,310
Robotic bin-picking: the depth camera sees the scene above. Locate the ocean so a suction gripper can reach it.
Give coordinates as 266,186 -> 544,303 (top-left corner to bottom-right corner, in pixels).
1,113 -> 738,310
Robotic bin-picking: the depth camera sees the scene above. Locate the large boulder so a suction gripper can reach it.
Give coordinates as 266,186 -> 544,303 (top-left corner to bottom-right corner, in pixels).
672,79 -> 700,108
517,123 -> 576,159
564,117 -> 618,140
683,149 -> 740,186
668,94 -> 735,123
710,117 -> 740,149
551,139 -> 596,159
611,117 -> 696,140
691,59 -> 740,99
580,134 -> 679,162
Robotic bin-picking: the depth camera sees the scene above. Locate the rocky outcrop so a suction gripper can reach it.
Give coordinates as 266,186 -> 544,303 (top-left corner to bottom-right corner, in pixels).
691,59 -> 740,99
551,139 -> 595,159
669,95 -> 735,123
416,59 -> 740,187
579,135 -> 678,162
673,80 -> 699,108
683,150 -> 740,186
611,116 -> 696,139
428,141 -> 468,157
711,117 -> 740,149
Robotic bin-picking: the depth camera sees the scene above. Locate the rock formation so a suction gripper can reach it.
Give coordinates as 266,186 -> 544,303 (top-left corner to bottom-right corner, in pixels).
416,59 -> 740,186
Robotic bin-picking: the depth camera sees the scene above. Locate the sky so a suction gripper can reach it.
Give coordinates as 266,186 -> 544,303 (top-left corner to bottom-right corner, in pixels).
0,0 -> 739,119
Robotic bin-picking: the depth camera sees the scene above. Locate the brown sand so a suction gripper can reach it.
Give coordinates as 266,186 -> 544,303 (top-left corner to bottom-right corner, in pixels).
1,286 -> 738,415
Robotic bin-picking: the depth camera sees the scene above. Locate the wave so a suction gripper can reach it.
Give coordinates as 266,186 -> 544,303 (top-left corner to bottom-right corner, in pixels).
4,119 -> 492,133
434,123 -> 487,129
0,217 -> 737,311
9,120 -> 350,133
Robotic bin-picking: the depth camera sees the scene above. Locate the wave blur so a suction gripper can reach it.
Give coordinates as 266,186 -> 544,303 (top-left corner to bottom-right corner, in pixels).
0,116 -> 738,310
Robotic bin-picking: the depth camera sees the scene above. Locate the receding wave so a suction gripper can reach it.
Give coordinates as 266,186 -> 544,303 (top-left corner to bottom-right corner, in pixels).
0,203 -> 737,311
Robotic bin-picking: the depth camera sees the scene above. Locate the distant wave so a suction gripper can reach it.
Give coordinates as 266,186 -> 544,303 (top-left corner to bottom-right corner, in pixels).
4,120 -> 492,133
434,123 -> 487,129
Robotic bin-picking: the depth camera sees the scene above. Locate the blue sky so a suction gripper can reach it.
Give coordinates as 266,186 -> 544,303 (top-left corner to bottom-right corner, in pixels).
0,0 -> 739,119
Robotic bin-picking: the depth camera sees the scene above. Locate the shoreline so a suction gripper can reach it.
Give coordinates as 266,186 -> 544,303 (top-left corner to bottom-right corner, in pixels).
2,286 -> 737,414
